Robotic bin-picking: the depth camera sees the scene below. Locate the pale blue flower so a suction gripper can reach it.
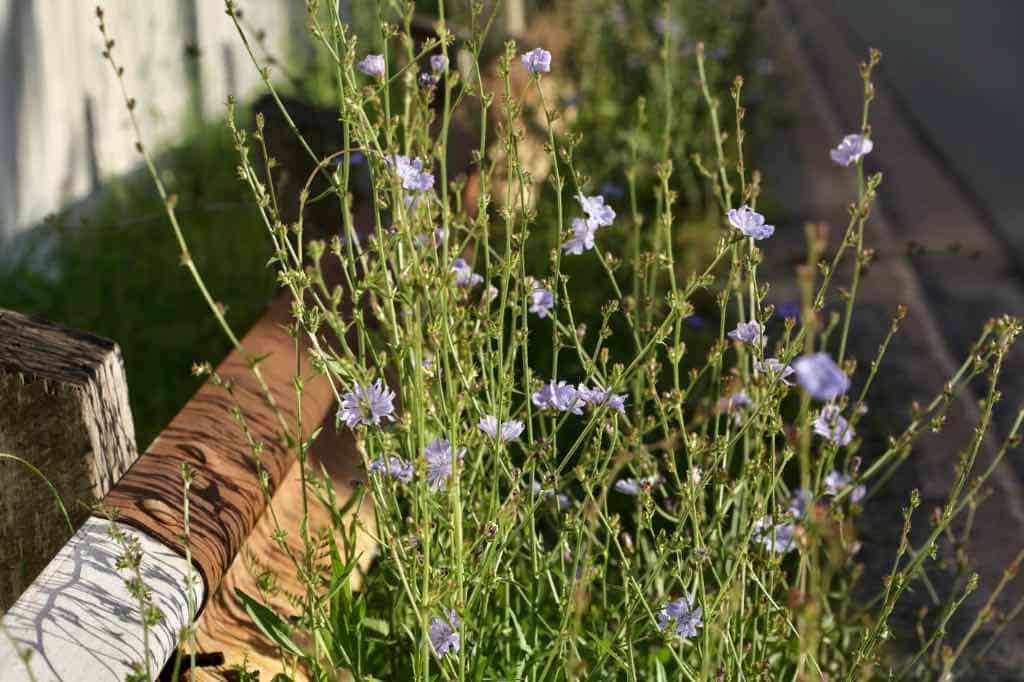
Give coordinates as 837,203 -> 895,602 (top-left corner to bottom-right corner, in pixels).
755,358 -> 795,385
753,516 -> 796,553
606,393 -> 627,412
613,476 -> 661,495
728,320 -> 764,346
825,470 -> 866,503
813,405 -> 855,446
338,379 -> 396,428
532,380 -> 584,414
823,470 -> 848,496
430,54 -> 448,72
388,155 -> 434,192
563,217 -> 597,255
577,384 -> 627,412
428,608 -> 460,657
787,488 -> 813,519
577,194 -> 616,227
369,455 -> 414,483
478,415 -> 524,442
521,47 -> 551,73
725,391 -> 751,412
614,479 -> 641,495
777,300 -> 800,320
424,439 -> 465,491
793,353 -> 850,401
727,205 -> 774,240
830,134 -> 873,167
657,595 -> 703,639
452,258 -> 484,288
529,286 -> 555,317
356,54 -> 386,78
419,73 -> 439,87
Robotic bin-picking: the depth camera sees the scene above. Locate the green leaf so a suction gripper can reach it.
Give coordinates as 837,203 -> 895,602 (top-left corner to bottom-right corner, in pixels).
361,617 -> 390,637
508,608 -> 533,655
235,589 -> 305,658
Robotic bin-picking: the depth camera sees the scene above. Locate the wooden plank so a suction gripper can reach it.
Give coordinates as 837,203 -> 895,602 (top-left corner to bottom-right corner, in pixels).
102,288 -> 336,606
0,309 -> 137,609
0,516 -> 201,681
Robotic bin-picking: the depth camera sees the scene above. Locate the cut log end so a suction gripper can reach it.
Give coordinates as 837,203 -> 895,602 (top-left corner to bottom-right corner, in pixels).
0,308 -> 137,609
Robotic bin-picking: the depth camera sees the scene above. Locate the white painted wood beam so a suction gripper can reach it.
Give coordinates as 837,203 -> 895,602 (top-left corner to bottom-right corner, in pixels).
0,516 -> 200,681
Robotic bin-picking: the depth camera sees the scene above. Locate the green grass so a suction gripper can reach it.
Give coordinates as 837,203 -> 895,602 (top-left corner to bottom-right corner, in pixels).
0,118 -> 276,450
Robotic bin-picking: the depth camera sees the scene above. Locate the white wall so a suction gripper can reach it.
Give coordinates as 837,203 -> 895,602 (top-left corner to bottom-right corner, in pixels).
0,0 -> 306,241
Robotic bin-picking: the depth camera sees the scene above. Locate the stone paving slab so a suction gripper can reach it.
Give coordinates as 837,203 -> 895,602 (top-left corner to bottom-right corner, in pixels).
756,1 -> 1024,677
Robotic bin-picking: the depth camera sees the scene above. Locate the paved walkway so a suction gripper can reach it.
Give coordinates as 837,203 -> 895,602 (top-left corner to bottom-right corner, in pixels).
831,0 -> 1024,268
759,1 -> 1024,677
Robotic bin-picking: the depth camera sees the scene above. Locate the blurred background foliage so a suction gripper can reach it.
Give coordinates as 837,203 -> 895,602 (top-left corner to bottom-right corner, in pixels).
0,0 -> 762,450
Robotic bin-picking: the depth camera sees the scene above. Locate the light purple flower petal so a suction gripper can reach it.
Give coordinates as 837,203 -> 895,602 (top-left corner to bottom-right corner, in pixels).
356,54 -> 386,78
478,415 -> 499,439
577,384 -> 627,413
424,439 -> 465,491
430,54 -> 448,73
562,217 -> 597,255
532,380 -> 584,414
521,47 -> 552,73
577,194 -> 616,227
787,488 -> 813,519
613,476 -> 660,495
499,419 -> 525,442
428,608 -> 460,656
727,320 -> 764,346
338,379 -> 397,428
529,286 -> 555,317
369,455 -> 414,483
388,155 -> 435,192
613,478 -> 642,495
830,133 -> 873,167
532,481 -> 571,510
452,258 -> 484,288
823,470 -> 850,496
753,516 -> 797,553
793,353 -> 850,401
727,205 -> 774,240
479,416 -> 524,443
813,405 -> 855,446
657,595 -> 703,639
726,391 -> 751,412
755,358 -> 795,385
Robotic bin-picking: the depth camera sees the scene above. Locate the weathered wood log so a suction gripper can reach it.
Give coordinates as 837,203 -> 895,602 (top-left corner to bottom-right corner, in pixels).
0,309 -> 137,609
190,423 -> 373,681
102,287 -> 336,609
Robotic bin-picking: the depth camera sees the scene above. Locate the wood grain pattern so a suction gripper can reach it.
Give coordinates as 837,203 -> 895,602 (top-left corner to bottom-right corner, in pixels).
0,309 -> 137,609
189,421 -> 374,681
104,289 -> 335,603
